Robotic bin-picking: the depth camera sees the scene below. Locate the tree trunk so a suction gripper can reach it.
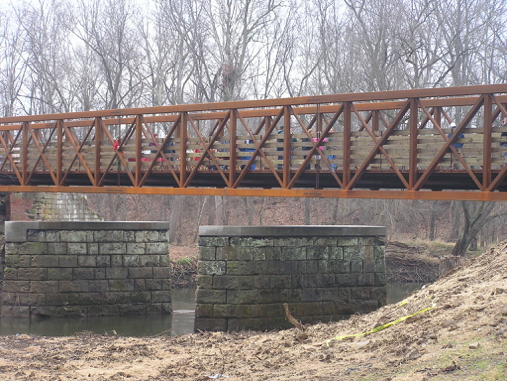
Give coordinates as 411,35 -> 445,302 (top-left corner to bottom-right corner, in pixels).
451,201 -> 496,256
304,198 -> 311,225
168,195 -> 182,244
428,204 -> 438,241
258,197 -> 266,225
449,201 -> 461,241
214,195 -> 228,225
206,196 -> 215,225
330,198 -> 340,224
243,197 -> 254,225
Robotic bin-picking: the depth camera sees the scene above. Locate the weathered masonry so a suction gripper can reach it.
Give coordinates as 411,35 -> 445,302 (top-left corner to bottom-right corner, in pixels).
195,225 -> 386,332
0,221 -> 171,318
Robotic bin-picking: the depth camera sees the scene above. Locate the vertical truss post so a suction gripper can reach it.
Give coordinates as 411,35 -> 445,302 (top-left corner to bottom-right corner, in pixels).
434,107 -> 441,127
135,115 -> 142,187
483,94 -> 493,189
316,104 -> 322,189
372,111 -> 379,132
229,109 -> 237,186
179,112 -> 188,186
94,117 -> 103,187
283,105 -> 291,187
409,98 -> 419,189
57,120 -> 63,186
21,122 -> 29,185
343,102 -> 351,188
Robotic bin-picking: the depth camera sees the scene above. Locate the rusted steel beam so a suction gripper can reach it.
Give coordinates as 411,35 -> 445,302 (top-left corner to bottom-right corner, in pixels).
2,94 -> 507,133
372,111 -> 379,132
135,115 -> 143,187
347,100 -> 410,190
0,130 -> 22,181
414,96 -> 485,191
2,85 -> 507,200
94,118 -> 103,187
22,122 -> 28,185
27,125 -> 57,185
1,84 -> 506,124
342,102 -> 351,187
4,184 -> 507,202
283,105 -> 291,188
483,94 -> 493,188
351,103 -> 409,189
409,98 -> 418,189
179,112 -> 188,187
229,109 -> 238,187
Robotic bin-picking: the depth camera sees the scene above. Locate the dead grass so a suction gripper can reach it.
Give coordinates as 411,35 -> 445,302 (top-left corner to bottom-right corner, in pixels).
2,241 -> 507,380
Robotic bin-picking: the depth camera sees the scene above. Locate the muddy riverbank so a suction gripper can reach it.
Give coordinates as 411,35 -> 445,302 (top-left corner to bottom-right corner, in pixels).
1,241 -> 506,380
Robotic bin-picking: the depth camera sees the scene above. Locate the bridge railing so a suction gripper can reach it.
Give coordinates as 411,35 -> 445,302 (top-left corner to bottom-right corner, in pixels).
1,84 -> 507,196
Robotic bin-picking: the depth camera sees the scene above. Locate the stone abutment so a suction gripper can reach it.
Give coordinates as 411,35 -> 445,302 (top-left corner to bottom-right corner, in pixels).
195,225 -> 387,332
0,221 -> 171,318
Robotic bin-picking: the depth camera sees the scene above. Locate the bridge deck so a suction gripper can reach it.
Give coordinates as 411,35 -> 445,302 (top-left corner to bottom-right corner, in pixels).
2,84 -> 507,201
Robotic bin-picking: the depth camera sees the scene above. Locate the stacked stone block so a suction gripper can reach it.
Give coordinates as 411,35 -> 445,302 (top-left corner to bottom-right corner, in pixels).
0,221 -> 171,318
8,192 -> 102,221
195,226 -> 386,332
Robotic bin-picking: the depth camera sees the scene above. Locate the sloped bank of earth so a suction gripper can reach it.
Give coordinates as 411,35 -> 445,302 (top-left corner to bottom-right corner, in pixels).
1,243 -> 507,380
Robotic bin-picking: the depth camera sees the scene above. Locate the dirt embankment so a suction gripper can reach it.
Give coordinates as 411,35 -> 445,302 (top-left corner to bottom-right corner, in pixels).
2,241 -> 506,380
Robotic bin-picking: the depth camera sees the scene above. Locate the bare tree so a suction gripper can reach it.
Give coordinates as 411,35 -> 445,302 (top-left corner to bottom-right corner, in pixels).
14,0 -> 75,114
69,0 -> 145,109
451,201 -> 503,256
343,0 -> 406,91
0,7 -> 28,117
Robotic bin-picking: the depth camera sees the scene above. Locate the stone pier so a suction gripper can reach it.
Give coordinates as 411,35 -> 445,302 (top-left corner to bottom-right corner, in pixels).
195,225 -> 386,332
0,221 -> 171,318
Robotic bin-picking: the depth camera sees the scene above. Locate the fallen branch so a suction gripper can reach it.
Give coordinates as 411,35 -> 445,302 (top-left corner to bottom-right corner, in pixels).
283,303 -> 304,331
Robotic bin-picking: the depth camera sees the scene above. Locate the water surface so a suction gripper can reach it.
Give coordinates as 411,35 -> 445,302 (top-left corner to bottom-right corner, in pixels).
0,288 -> 196,337
0,284 -> 424,337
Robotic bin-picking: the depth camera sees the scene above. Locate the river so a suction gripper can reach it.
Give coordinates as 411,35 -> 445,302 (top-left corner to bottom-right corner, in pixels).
0,283 -> 423,337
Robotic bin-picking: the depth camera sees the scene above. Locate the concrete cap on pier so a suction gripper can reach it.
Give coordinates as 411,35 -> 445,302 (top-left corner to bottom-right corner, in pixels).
6,221 -> 170,242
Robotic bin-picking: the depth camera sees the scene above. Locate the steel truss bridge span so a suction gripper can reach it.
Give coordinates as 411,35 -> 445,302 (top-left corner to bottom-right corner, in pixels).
2,84 -> 507,201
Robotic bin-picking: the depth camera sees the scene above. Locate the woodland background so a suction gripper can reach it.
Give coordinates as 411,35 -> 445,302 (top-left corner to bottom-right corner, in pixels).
2,0 -> 507,254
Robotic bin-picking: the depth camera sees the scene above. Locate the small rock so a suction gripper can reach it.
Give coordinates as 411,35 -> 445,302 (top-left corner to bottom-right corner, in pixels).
355,340 -> 370,348
319,353 -> 333,362
469,342 -> 480,349
295,332 -> 308,342
442,342 -> 454,349
442,319 -> 458,329
491,288 -> 506,296
405,349 -> 421,360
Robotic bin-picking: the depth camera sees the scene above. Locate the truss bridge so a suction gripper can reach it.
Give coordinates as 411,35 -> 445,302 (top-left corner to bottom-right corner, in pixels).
2,84 -> 507,201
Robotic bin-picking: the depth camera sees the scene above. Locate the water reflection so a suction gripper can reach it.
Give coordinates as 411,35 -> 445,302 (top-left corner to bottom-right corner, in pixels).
0,288 -> 196,337
0,284 -> 423,337
170,287 -> 196,336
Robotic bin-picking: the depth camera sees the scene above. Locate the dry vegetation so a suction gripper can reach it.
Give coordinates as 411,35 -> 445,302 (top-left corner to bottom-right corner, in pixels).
2,241 -> 507,380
